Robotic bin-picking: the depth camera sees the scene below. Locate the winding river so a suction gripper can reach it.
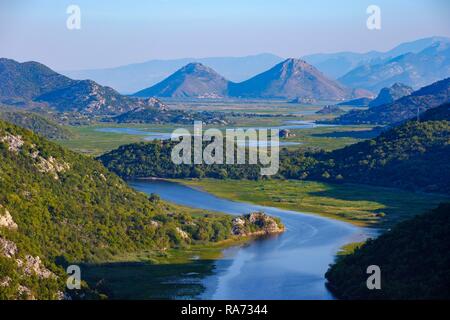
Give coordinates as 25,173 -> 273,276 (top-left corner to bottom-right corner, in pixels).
129,179 -> 374,300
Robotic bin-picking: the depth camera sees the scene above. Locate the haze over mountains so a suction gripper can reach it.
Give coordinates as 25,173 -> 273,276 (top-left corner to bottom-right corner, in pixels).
339,40 -> 450,92
63,54 -> 284,94
135,58 -> 369,101
62,37 -> 450,95
303,36 -> 449,79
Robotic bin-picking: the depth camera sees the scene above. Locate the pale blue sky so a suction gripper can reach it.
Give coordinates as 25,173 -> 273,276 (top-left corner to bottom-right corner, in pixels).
0,0 -> 449,70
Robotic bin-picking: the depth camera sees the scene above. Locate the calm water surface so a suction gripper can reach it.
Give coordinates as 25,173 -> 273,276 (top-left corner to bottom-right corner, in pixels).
129,180 -> 374,300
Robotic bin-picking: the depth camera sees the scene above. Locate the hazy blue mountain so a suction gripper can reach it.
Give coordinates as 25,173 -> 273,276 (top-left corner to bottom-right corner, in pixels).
0,58 -> 164,115
333,78 -> 450,124
303,36 -> 449,79
338,40 -> 450,92
228,58 -> 353,100
369,83 -> 414,108
134,63 -> 231,98
62,53 -> 284,94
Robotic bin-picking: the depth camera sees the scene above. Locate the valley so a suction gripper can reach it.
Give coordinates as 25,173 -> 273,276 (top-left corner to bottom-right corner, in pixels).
0,34 -> 449,300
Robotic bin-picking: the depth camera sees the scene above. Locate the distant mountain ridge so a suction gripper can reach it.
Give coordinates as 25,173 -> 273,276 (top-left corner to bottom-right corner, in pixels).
338,39 -> 450,92
303,36 -> 449,79
63,53 -> 284,94
0,58 -> 164,115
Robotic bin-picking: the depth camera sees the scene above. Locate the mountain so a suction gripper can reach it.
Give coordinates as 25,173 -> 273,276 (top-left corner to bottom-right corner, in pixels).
228,58 -> 354,100
368,83 -> 414,108
338,40 -> 450,92
0,58 -> 73,106
0,109 -> 72,140
333,78 -> 450,124
134,63 -> 231,98
303,36 -> 449,79
326,203 -> 450,299
0,58 -> 163,115
0,119 -> 280,299
62,54 -> 284,94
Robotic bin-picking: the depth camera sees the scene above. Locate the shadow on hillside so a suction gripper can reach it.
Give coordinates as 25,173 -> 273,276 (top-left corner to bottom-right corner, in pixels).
79,258 -> 222,300
312,128 -> 382,140
306,182 -> 448,228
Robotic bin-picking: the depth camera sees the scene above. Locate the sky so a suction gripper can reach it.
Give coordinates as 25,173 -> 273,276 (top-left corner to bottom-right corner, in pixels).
0,0 -> 449,70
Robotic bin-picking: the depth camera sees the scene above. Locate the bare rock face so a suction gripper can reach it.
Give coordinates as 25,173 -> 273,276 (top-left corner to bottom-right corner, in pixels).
0,205 -> 18,230
0,237 -> 18,258
16,255 -> 56,279
32,152 -> 70,180
232,212 -> 285,237
17,285 -> 36,300
176,227 -> 190,240
0,134 -> 24,152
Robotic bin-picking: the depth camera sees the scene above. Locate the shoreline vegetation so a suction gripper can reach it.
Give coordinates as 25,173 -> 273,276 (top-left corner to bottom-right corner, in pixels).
172,178 -> 449,228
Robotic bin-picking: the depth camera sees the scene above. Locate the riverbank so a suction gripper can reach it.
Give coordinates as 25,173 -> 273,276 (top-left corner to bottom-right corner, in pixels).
175,178 -> 450,228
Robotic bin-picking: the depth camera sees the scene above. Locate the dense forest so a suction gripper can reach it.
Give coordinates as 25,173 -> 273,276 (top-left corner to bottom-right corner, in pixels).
325,203 -> 450,299
0,119 -> 275,299
99,117 -> 450,195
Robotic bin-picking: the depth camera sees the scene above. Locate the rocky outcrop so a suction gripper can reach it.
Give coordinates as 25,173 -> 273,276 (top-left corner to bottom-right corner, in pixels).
16,255 -> 56,279
176,227 -> 190,240
0,237 -> 18,258
0,134 -> 24,152
0,205 -> 18,230
32,151 -> 70,180
232,212 -> 285,237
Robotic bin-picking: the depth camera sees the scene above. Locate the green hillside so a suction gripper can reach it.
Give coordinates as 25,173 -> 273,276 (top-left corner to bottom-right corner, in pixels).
99,118 -> 450,195
0,119 -> 273,299
325,203 -> 450,299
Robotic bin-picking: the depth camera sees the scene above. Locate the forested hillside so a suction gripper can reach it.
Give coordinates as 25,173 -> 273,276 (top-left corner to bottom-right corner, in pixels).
0,119 -> 275,299
325,203 -> 450,299
99,118 -> 450,195
306,120 -> 450,194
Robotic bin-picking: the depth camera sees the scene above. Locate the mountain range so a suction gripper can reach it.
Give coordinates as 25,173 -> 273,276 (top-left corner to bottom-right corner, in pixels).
338,40 -> 450,92
0,58 -> 164,115
303,36 -> 449,79
63,53 -> 284,94
333,77 -> 450,124
63,37 -> 450,95
135,58 -> 370,101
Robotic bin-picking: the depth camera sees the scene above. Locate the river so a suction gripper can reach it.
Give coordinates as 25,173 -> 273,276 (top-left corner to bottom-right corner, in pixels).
129,179 -> 374,300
